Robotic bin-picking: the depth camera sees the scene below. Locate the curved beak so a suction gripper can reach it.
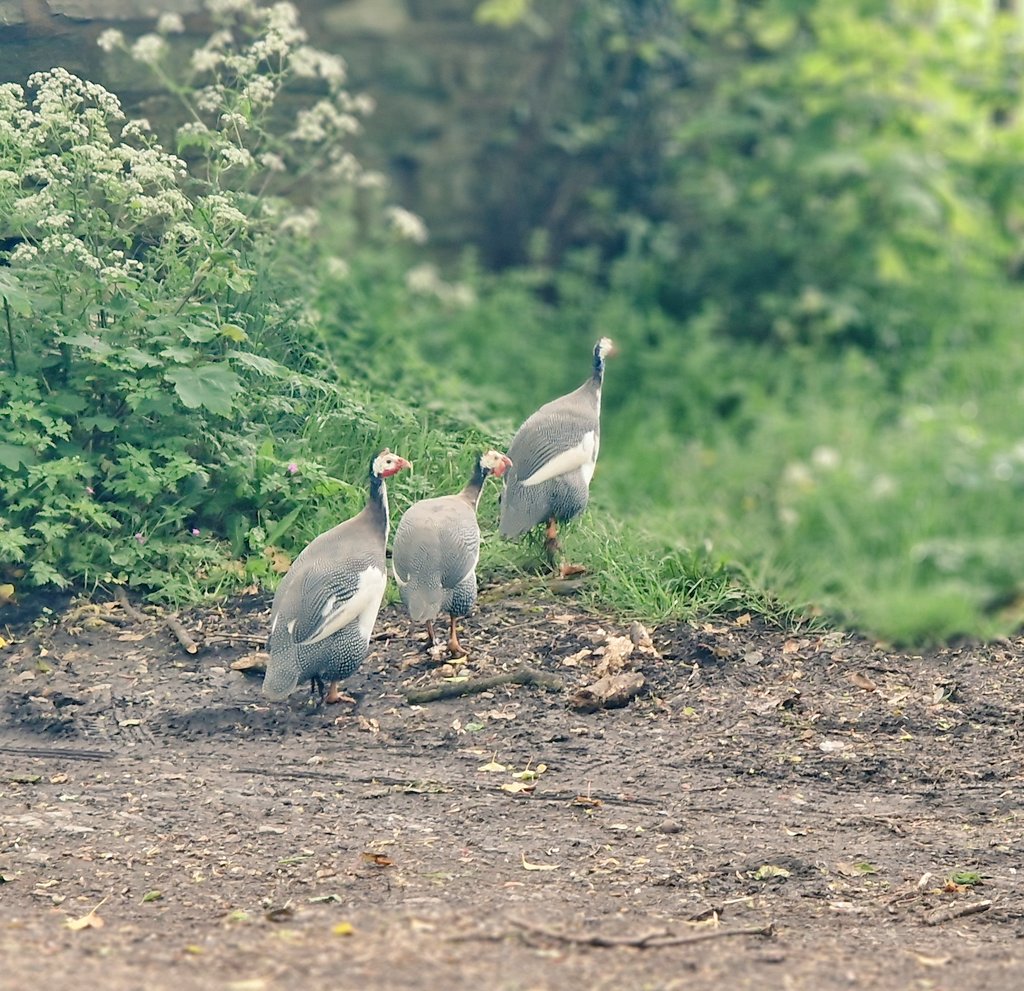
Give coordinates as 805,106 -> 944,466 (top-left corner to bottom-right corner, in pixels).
494,454 -> 513,478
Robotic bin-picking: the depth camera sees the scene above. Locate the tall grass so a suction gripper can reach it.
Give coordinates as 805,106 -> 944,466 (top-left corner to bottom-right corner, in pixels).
319,242 -> 1024,644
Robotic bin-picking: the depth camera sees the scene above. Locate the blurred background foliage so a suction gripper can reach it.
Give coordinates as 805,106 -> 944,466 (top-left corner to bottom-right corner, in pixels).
328,0 -> 1024,643
4,0 -> 1024,643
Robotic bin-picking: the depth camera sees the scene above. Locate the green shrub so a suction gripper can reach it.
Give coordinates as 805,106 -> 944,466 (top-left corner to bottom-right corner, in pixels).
0,1 -> 422,598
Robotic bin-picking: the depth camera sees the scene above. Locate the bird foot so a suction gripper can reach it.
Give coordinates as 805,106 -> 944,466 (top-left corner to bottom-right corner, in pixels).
447,638 -> 468,658
558,562 -> 587,578
324,687 -> 356,705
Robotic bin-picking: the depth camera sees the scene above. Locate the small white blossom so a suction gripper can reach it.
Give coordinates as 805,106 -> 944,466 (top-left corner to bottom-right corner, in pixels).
386,206 -> 428,244
97,29 -> 125,53
191,47 -> 223,73
39,211 -> 73,230
221,145 -> 254,169
156,12 -> 185,34
220,111 -> 249,131
195,86 -> 224,114
121,118 -> 152,141
242,76 -> 276,109
259,151 -> 286,172
130,34 -> 166,66
8,243 -> 39,264
325,256 -> 349,280
278,207 -> 319,238
207,0 -> 255,14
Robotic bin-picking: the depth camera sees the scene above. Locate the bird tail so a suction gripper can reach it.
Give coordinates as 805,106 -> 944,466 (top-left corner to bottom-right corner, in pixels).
401,583 -> 445,623
263,629 -> 301,700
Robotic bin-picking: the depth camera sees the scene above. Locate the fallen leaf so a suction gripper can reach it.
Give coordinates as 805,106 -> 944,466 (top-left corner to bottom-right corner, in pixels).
230,654 -> 267,672
848,672 -> 877,692
500,781 -> 535,794
66,897 -> 108,930
571,796 -> 603,809
332,921 -> 355,936
478,757 -> 507,773
141,890 -> 163,903
521,854 -> 559,871
361,853 -> 394,868
751,864 -> 790,881
0,583 -> 15,605
735,612 -> 752,627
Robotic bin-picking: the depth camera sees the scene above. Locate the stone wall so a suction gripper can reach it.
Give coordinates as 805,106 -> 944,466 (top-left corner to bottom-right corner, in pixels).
0,0 -> 543,255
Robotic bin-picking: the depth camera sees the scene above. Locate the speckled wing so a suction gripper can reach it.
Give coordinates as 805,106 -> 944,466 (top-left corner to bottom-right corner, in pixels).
269,517 -> 386,646
393,496 -> 481,622
500,386 -> 601,538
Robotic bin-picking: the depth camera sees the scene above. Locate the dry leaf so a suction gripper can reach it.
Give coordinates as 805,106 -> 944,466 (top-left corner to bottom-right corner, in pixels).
66,897 -> 108,930
478,758 -> 506,773
560,647 -> 592,667
848,672 -> 877,692
230,653 -> 267,672
782,639 -> 801,654
0,583 -> 15,605
500,781 -> 535,794
332,921 -> 355,936
361,853 -> 394,868
521,854 -> 558,871
735,612 -> 752,627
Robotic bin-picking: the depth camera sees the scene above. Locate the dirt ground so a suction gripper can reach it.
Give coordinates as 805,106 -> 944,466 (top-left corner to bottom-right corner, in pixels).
1,584 -> 1022,991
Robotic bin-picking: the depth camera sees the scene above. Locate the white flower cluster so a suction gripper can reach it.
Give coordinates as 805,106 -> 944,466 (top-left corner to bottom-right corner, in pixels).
405,264 -> 476,307
278,207 -> 319,238
156,12 -> 186,35
290,98 -> 361,143
385,206 -> 429,245
131,33 -> 167,66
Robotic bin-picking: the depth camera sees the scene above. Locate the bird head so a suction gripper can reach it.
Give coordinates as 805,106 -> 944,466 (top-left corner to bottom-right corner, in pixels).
372,449 -> 412,479
595,336 -> 617,360
480,449 -> 512,478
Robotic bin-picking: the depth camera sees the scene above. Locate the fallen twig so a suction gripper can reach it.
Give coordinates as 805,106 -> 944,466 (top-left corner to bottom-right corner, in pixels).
165,614 -> 199,654
204,631 -> 267,646
504,917 -> 774,949
404,667 -> 563,704
112,586 -> 148,624
923,900 -> 991,926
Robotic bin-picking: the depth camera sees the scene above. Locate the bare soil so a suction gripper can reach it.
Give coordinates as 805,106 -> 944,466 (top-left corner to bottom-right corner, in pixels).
1,588 -> 1022,990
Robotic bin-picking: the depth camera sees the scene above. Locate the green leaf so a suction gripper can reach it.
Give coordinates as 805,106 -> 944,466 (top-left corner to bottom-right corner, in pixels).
141,890 -> 163,903
219,323 -> 248,342
475,0 -> 530,27
164,364 -> 242,417
182,325 -> 220,344
227,349 -> 289,378
0,443 -> 37,470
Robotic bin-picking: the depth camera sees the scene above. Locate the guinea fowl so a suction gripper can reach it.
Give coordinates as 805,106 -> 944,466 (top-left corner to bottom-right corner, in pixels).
392,449 -> 512,656
499,336 -> 615,569
263,448 -> 411,704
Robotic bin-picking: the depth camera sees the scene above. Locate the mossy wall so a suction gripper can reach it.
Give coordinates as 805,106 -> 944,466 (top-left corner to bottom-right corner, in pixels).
0,0 -> 540,254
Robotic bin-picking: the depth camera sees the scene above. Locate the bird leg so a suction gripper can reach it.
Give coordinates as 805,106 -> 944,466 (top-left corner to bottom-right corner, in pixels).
310,675 -> 326,703
329,679 -> 362,704
447,615 -> 467,658
544,517 -> 561,565
544,517 -> 586,577
425,619 -> 438,650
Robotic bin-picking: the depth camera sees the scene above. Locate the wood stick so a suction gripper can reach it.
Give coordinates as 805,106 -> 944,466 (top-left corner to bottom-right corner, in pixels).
405,667 -> 563,704
112,586 -> 148,624
204,631 -> 268,646
165,614 -> 199,654
506,917 -> 774,949
923,901 -> 991,926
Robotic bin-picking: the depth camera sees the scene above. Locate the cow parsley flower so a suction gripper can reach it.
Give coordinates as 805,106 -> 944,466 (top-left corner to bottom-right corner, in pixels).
385,206 -> 428,244
156,12 -> 185,34
97,29 -> 125,53
130,34 -> 166,66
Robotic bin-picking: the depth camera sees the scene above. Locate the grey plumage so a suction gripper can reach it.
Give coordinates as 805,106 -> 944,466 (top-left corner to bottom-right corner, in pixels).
392,449 -> 511,655
499,338 -> 614,546
263,449 -> 411,703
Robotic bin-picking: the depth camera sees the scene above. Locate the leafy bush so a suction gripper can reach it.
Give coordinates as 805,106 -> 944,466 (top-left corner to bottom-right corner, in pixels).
0,1 -> 420,598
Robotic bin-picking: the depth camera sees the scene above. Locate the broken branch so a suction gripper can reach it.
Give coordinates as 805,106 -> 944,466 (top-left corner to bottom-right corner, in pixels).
923,901 -> 991,926
112,586 -> 147,624
405,667 -> 562,704
505,917 -> 774,949
165,614 -> 199,654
